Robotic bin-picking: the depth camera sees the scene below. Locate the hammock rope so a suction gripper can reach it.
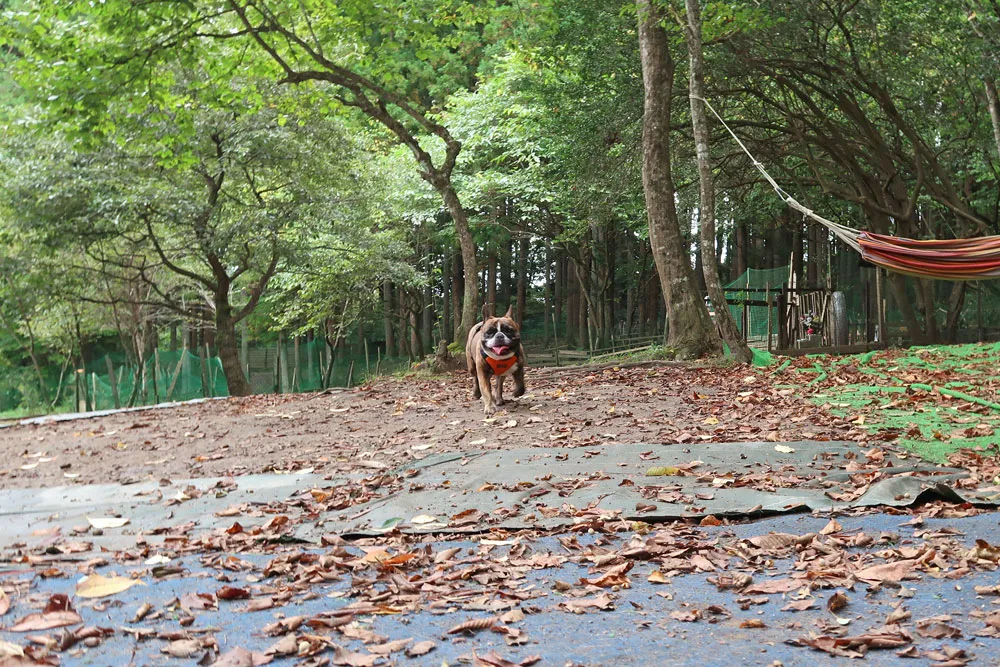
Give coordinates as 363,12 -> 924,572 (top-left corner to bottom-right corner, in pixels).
693,95 -> 1000,281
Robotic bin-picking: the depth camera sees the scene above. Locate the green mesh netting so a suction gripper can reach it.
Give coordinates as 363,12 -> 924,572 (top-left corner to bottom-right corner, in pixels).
43,339 -> 413,414
725,265 -> 789,342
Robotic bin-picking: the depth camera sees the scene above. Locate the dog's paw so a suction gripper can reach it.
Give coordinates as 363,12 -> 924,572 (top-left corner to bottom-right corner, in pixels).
483,403 -> 497,417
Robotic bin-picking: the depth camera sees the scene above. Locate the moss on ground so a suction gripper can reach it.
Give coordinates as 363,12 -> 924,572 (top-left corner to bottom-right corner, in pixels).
780,342 -> 1000,463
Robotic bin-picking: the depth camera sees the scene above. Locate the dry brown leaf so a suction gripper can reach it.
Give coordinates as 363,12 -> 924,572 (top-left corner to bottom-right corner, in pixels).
0,591 -> 9,617
406,640 -> 435,657
446,617 -> 497,634
827,590 -> 849,613
75,574 -> 143,599
10,610 -> 82,632
161,639 -> 202,659
265,634 -> 297,657
854,559 -> 917,584
331,646 -> 377,667
743,578 -> 801,594
740,619 -> 766,629
212,647 -> 273,666
0,641 -> 24,658
368,638 -> 411,655
781,599 -> 816,612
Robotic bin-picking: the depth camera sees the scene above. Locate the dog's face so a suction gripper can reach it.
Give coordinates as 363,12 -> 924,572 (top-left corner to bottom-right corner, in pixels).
480,309 -> 520,359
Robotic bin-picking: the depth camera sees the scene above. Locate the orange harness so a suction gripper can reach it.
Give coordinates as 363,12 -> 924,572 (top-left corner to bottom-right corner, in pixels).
484,352 -> 518,376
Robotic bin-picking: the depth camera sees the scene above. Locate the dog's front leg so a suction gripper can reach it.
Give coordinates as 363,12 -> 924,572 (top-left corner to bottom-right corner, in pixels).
494,373 -> 505,407
512,366 -> 525,398
478,367 -> 496,415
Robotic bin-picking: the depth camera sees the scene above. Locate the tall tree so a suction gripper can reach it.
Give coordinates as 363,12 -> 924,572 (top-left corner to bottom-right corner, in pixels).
682,0 -> 752,362
4,0 -> 526,343
637,0 -> 721,358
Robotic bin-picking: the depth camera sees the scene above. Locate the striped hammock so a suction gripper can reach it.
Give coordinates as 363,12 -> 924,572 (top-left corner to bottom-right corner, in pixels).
857,232 -> 1000,281
695,95 -> 1000,282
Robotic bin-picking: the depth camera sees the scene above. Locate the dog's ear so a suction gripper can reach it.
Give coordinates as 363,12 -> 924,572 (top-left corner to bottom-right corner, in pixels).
482,301 -> 493,321
503,305 -> 513,321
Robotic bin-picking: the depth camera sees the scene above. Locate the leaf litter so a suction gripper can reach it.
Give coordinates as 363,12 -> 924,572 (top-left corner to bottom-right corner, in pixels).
3,359 -> 1000,662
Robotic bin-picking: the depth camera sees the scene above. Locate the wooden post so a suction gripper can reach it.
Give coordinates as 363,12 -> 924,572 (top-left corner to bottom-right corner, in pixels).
106,356 -> 120,409
92,372 -> 98,411
376,347 -> 382,376
152,348 -> 161,404
978,281 -> 984,342
206,342 -> 217,398
199,343 -> 209,398
766,282 -> 773,353
292,336 -> 300,392
364,339 -> 370,379
346,360 -> 355,388
875,268 -> 886,345
167,353 -> 185,400
274,336 -> 282,394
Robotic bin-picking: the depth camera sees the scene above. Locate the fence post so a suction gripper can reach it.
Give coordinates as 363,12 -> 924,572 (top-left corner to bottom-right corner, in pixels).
106,357 -> 120,409
978,281 -> 984,342
167,353 -> 184,400
292,336 -> 301,392
347,360 -> 354,388
91,372 -> 98,411
199,344 -> 209,398
766,282 -> 773,353
364,339 -> 370,380
274,336 -> 282,394
151,348 -> 161,404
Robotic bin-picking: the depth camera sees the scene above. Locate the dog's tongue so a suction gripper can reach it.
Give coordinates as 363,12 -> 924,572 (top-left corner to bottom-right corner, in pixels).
491,345 -> 510,355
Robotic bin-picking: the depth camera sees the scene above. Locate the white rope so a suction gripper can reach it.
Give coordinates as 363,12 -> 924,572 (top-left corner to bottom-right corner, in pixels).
691,96 -> 863,254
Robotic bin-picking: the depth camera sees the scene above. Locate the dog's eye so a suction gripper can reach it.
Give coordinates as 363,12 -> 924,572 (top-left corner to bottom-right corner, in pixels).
500,325 -> 515,336
484,328 -> 496,336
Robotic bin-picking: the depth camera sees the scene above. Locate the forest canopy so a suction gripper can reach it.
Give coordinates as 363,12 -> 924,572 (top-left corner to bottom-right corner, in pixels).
3,0 -> 1000,414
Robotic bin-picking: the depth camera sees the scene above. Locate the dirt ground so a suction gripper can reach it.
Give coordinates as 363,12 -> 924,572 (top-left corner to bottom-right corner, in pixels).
0,361 -> 864,490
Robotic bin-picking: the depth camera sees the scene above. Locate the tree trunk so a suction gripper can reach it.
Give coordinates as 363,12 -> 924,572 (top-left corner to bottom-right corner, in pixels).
517,236 -> 529,323
451,251 -> 463,341
383,279 -> 396,357
215,306 -> 250,396
985,77 -> 1000,163
442,251 -> 451,343
502,235 -> 513,312
486,252 -> 498,315
423,281 -> 433,349
554,251 -> 564,343
735,220 -> 747,279
438,182 -> 479,340
637,0 -> 722,359
684,0 -> 751,362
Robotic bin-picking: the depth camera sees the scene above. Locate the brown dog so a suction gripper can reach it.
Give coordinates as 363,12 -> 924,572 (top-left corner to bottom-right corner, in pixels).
466,305 -> 526,415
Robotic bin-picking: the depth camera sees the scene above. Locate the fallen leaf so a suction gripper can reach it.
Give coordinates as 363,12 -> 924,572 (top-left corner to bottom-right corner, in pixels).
10,610 -> 82,632
368,638 -> 411,655
774,444 -> 796,454
740,619 -> 766,628
265,634 -> 297,657
0,640 -> 24,658
331,646 -> 378,667
406,641 -> 435,657
212,647 -> 273,666
827,590 -> 849,613
75,574 -> 144,598
743,578 -> 801,594
781,599 -> 816,612
0,590 -> 9,616
161,639 -> 202,658
447,617 -> 497,634
86,517 -> 129,530
216,586 -> 250,601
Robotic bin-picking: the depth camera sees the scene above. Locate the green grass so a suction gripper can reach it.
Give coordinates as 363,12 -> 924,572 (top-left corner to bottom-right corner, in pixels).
790,342 -> 1000,463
